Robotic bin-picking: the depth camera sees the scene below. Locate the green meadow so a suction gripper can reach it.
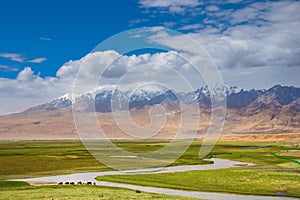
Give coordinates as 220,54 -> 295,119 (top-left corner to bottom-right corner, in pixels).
1,140 -> 300,180
0,140 -> 300,199
98,169 -> 300,197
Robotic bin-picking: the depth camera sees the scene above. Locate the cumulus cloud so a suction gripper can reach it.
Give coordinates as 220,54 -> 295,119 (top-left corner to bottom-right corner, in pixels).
73,50 -> 204,94
0,67 -> 60,114
17,67 -> 37,82
0,51 -> 204,114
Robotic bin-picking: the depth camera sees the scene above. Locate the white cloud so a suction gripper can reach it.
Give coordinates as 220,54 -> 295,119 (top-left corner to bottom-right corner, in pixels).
139,0 -> 201,13
17,67 -> 38,82
149,1 -> 300,70
162,22 -> 177,28
73,50 -> 201,94
139,0 -> 201,8
0,53 -> 24,62
179,24 -> 202,30
0,65 -> 18,72
221,66 -> 300,90
0,52 -> 47,63
39,37 -> 52,41
56,59 -> 82,78
0,66 -> 60,114
228,3 -> 266,24
28,57 -> 47,63
205,5 -> 219,12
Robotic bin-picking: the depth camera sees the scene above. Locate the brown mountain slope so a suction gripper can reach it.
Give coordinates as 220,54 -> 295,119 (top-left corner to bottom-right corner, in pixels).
0,103 -> 299,140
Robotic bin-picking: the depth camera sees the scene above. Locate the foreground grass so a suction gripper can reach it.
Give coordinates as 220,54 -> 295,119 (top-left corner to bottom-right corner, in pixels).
0,181 -> 195,200
98,169 -> 300,197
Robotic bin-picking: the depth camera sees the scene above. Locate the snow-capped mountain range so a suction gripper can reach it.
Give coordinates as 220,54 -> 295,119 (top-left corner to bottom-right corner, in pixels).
24,85 -> 300,113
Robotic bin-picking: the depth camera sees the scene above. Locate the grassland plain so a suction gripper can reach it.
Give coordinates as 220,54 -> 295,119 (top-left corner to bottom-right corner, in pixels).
0,181 -> 197,200
1,140 -> 300,180
1,140 -> 300,199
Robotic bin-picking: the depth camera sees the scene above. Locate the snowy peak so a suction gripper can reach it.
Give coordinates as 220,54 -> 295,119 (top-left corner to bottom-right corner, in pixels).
23,85 -> 300,114
58,93 -> 73,101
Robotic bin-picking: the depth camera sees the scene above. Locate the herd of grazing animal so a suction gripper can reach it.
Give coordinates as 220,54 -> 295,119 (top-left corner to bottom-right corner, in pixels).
58,181 -> 96,185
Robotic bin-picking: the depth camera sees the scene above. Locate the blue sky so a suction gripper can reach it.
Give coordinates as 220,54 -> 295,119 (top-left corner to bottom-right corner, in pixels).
0,0 -> 299,114
0,0 -> 133,78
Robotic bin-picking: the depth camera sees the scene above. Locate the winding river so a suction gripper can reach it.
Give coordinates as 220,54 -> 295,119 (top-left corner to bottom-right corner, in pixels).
16,158 -> 296,200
